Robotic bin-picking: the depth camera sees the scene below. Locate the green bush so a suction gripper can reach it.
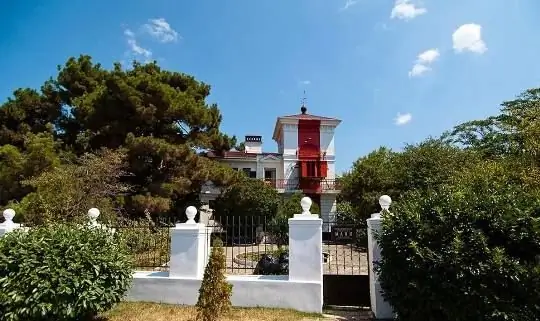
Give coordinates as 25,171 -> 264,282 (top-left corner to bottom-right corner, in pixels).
377,181 -> 540,321
196,238 -> 233,321
267,193 -> 320,248
0,224 -> 133,321
212,179 -> 280,243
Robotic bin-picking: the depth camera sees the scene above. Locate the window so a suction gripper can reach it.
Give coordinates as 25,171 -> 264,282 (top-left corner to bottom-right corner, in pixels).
306,162 -> 317,177
242,168 -> 257,178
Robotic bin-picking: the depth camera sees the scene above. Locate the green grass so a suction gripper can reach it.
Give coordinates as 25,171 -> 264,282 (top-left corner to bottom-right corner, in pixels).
100,302 -> 324,321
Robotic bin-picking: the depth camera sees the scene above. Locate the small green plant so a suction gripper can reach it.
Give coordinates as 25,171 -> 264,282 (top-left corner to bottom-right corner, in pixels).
196,238 -> 233,321
0,223 -> 133,321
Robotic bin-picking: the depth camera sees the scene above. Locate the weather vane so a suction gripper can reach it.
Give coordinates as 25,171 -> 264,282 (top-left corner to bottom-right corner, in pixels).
300,90 -> 307,114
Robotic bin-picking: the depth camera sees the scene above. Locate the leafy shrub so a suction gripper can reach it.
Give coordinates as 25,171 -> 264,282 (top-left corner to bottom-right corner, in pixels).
213,179 -> 280,243
15,149 -> 130,225
0,224 -> 133,321
377,176 -> 540,321
196,238 -> 233,321
267,193 -> 320,248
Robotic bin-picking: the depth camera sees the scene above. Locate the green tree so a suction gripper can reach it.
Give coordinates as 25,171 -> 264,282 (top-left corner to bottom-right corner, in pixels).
212,179 -> 280,242
338,147 -> 398,217
267,193 -> 320,248
13,149 -> 130,225
196,238 -> 232,321
0,55 -> 241,219
377,162 -> 540,321
0,132 -> 61,206
339,140 -> 476,224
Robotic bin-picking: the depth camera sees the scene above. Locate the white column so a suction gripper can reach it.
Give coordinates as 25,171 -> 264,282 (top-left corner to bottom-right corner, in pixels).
288,197 -> 323,283
367,195 -> 395,320
169,206 -> 210,279
0,209 -> 21,237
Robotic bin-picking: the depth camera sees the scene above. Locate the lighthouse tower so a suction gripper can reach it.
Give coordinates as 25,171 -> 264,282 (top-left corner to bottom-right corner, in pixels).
272,103 -> 341,230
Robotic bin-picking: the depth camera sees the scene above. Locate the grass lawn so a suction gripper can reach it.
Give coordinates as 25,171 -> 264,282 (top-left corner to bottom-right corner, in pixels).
101,302 -> 325,321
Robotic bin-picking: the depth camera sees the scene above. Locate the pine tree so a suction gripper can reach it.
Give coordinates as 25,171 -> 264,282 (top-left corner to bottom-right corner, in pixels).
196,238 -> 233,321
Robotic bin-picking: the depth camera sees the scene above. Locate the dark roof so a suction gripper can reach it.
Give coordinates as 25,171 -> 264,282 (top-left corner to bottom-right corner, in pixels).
204,151 -> 281,159
279,113 -> 339,121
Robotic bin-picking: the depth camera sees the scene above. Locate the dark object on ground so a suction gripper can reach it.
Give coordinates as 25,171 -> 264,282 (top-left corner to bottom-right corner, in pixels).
253,252 -> 289,275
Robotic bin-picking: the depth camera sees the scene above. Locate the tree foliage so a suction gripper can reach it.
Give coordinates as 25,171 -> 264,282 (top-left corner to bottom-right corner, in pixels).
362,87 -> 540,321
11,149 -> 130,225
267,192 -> 321,248
196,238 -> 233,321
0,224 -> 133,321
339,139 -> 474,221
212,178 -> 281,220
0,55 -> 240,220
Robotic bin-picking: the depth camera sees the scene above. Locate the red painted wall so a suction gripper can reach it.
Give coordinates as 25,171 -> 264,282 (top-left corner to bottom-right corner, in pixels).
298,119 -> 320,158
297,119 -> 326,192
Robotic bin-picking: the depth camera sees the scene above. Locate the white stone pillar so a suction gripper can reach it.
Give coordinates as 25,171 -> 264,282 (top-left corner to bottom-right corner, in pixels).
0,209 -> 21,237
288,197 -> 323,283
367,195 -> 395,320
169,206 -> 210,279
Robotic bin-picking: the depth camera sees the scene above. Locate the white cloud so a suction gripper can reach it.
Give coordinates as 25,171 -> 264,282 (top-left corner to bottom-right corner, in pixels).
418,49 -> 440,64
143,18 -> 179,43
452,23 -> 487,54
124,29 -> 152,61
394,112 -> 412,125
391,0 -> 427,21
409,48 -> 439,78
340,0 -> 358,10
409,64 -> 430,77
299,80 -> 311,85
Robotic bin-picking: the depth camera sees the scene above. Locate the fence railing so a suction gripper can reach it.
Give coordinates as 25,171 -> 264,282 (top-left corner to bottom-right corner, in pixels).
206,215 -> 284,275
112,220 -> 173,271
322,220 -> 368,276
261,178 -> 341,191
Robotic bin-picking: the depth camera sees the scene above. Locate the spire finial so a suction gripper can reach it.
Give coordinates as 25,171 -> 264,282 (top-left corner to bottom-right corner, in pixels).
300,90 -> 307,114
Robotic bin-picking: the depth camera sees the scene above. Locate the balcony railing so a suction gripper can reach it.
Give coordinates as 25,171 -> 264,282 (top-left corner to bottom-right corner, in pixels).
262,178 -> 340,192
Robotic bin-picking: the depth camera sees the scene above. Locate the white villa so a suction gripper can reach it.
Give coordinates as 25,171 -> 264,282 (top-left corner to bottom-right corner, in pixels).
200,105 -> 341,230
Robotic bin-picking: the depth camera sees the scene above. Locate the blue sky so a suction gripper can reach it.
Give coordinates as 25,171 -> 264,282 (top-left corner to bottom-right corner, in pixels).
1,0 -> 539,173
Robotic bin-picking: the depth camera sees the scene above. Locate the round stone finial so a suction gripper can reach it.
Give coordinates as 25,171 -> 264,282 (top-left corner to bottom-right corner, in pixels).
185,206 -> 197,224
300,197 -> 312,215
88,208 -> 100,220
3,209 -> 15,222
379,195 -> 392,211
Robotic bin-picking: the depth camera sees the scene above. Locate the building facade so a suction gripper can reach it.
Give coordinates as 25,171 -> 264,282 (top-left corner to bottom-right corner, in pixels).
200,106 -> 341,230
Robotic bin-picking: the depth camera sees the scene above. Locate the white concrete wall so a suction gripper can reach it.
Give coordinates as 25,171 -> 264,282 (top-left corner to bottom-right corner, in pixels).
244,141 -> 262,154
127,273 -> 322,313
126,210 -> 325,314
320,125 -> 335,157
326,161 -> 336,180
282,158 -> 297,180
221,160 -> 257,172
282,123 -> 298,156
258,157 -> 284,180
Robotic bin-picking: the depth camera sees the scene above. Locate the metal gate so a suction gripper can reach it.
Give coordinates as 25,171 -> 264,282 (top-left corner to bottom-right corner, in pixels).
322,222 -> 370,307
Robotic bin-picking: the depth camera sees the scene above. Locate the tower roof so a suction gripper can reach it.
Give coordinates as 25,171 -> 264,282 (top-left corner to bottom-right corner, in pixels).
272,104 -> 341,142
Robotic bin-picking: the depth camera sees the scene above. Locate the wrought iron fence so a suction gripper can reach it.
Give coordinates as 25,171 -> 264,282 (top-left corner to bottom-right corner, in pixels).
112,219 -> 173,271
261,178 -> 341,191
206,215 -> 286,275
322,220 -> 369,276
